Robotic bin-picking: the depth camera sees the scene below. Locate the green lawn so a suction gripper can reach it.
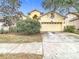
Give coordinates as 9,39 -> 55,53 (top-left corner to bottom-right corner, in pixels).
67,34 -> 79,39
0,33 -> 42,43
0,54 -> 43,59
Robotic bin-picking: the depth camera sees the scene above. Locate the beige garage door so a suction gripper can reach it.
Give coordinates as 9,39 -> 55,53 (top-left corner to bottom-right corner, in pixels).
40,22 -> 63,32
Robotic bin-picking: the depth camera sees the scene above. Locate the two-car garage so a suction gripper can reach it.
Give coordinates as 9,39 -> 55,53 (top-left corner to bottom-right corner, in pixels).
40,22 -> 63,32
38,12 -> 65,32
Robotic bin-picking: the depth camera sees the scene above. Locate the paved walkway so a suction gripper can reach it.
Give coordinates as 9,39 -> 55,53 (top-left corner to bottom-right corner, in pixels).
0,42 -> 42,54
43,32 -> 79,59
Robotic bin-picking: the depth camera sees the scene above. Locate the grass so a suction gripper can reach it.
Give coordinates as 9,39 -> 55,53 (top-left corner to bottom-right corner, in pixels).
68,30 -> 79,39
0,54 -> 43,59
66,32 -> 79,40
0,33 -> 42,43
75,30 -> 79,35
67,35 -> 79,39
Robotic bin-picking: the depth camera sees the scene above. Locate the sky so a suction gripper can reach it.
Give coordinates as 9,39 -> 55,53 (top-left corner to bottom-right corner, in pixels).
19,0 -> 77,15
19,0 -> 46,15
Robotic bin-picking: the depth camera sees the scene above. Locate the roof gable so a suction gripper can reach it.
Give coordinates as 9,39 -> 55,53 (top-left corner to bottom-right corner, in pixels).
39,11 -> 64,18
28,10 -> 43,15
39,12 -> 64,22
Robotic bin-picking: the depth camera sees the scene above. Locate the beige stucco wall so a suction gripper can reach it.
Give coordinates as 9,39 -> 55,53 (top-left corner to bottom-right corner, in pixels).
39,13 -> 64,22
22,16 -> 27,20
72,20 -> 79,29
28,11 -> 41,19
65,20 -> 74,26
39,12 -> 65,32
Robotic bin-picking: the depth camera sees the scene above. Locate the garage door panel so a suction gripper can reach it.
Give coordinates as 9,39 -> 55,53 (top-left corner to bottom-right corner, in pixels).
40,24 -> 62,32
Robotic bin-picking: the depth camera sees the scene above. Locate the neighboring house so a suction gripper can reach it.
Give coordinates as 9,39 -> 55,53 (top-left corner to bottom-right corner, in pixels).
65,13 -> 79,30
0,16 -> 9,31
16,11 -> 26,20
28,10 -> 65,32
0,12 -> 27,31
0,13 -> 24,31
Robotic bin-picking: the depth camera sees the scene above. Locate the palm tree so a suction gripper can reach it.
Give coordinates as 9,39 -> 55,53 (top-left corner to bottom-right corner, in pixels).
42,0 -> 79,13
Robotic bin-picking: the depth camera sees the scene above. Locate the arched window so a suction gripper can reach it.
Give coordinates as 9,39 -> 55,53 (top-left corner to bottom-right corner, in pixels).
33,15 -> 38,19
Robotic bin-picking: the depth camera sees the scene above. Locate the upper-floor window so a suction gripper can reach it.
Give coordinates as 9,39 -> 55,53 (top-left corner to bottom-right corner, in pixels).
33,15 -> 38,19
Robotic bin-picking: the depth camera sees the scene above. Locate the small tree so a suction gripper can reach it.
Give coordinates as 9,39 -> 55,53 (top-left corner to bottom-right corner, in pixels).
16,18 -> 41,34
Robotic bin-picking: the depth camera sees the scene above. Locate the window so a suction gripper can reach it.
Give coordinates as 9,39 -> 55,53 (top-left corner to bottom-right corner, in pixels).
41,22 -> 62,24
33,15 -> 38,19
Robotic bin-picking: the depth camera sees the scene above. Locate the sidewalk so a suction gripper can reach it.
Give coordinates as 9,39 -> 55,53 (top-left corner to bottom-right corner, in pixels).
0,42 -> 42,54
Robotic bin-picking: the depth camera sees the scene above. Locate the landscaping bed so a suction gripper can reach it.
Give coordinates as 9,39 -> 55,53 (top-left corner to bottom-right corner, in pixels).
0,33 -> 42,43
0,54 -> 43,59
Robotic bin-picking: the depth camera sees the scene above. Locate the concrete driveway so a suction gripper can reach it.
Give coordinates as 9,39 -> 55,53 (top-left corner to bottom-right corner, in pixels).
0,42 -> 42,54
43,32 -> 79,59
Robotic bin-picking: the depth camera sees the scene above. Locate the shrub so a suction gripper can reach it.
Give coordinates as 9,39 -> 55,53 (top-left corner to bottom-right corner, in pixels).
16,18 -> 41,34
9,27 -> 17,33
64,26 -> 75,33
